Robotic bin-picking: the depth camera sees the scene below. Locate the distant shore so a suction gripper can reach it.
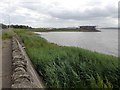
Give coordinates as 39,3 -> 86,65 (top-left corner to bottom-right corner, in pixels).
30,28 -> 101,32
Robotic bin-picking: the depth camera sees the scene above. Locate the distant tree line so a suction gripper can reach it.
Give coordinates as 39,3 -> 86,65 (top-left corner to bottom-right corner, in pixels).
0,23 -> 32,29
1,24 -> 7,29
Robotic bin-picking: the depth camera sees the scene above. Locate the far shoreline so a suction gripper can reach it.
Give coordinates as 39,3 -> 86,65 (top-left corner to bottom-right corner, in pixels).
30,28 -> 101,32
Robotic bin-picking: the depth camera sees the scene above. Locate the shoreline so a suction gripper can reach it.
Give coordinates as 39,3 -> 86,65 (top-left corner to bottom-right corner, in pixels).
35,31 -> 117,57
30,28 -> 101,32
14,29 -> 118,89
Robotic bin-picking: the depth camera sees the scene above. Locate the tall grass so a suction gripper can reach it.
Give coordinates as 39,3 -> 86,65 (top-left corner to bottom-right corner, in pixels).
14,29 -> 119,89
2,31 -> 15,40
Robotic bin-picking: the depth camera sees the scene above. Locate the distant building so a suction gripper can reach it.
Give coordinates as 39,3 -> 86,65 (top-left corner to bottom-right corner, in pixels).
79,26 -> 96,30
79,26 -> 100,32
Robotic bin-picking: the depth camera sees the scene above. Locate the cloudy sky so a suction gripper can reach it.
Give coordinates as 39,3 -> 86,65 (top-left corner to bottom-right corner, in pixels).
0,0 -> 119,28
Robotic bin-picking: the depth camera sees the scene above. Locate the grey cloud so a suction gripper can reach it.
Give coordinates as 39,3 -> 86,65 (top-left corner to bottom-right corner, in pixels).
0,0 -> 118,27
20,1 -> 117,21
19,2 -> 54,13
48,6 -> 117,20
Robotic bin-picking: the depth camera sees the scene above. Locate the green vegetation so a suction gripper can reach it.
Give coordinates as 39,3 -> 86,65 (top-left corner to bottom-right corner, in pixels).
1,24 -> 32,29
14,29 -> 119,89
2,31 -> 15,40
31,28 -> 81,32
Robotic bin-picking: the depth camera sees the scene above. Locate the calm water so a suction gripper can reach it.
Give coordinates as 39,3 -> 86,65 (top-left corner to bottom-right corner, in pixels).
35,29 -> 118,56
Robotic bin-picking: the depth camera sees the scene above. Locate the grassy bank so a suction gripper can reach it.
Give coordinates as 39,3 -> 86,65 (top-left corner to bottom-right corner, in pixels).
14,29 -> 119,89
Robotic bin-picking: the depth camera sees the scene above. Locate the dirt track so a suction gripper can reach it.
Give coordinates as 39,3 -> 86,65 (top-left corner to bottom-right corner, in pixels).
2,39 -> 12,88
0,37 -> 2,90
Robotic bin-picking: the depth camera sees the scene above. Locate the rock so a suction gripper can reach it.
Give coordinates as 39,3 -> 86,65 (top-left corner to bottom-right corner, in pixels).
13,72 -> 30,82
11,82 -> 36,88
13,50 -> 23,56
13,60 -> 27,68
13,67 -> 26,73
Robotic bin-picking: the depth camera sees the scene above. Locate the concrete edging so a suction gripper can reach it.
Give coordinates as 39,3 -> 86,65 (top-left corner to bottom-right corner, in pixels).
11,36 -> 44,88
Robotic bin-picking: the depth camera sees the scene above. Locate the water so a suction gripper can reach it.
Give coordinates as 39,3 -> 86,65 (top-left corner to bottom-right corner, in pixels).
35,29 -> 118,56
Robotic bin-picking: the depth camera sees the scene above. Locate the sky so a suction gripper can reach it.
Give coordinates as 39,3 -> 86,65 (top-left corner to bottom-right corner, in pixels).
0,0 -> 119,28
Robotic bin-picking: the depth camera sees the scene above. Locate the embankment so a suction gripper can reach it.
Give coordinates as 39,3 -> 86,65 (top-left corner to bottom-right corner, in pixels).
11,36 -> 44,88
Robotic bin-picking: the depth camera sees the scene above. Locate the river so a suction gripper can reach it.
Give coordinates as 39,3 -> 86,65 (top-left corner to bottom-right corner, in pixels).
35,29 -> 118,56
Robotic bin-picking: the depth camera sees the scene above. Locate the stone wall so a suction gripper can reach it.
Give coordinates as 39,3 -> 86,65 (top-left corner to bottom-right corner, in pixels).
11,37 -> 37,88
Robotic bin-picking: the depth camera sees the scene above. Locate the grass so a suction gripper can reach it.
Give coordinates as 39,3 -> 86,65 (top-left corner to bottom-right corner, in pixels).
2,31 -> 15,40
14,29 -> 119,89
